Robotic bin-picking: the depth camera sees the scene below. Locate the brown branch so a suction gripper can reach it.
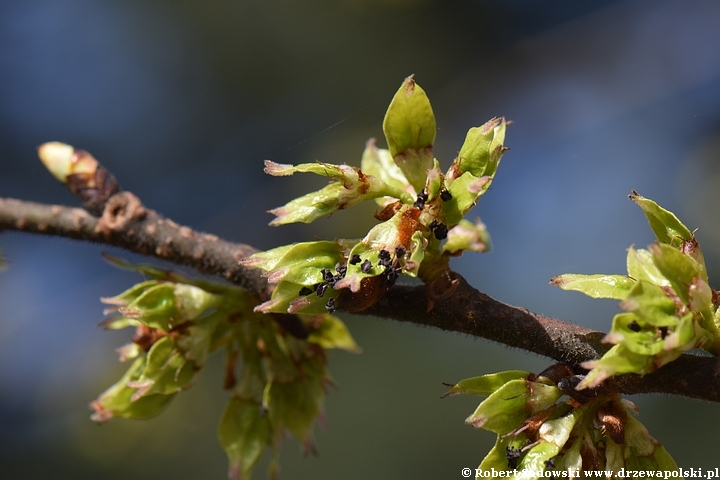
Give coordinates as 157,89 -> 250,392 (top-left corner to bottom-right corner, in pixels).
363,274 -> 720,402
1,195 -> 719,403
0,195 -> 264,295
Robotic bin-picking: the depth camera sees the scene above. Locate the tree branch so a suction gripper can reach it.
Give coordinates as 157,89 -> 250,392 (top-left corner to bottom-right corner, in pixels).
1,195 -> 719,403
0,195 -> 265,295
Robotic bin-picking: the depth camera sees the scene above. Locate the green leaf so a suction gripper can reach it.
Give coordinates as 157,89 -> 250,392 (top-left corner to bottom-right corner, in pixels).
442,218 -> 492,255
607,313 -> 665,356
629,191 -> 693,248
424,159 -> 444,202
550,273 -> 635,300
441,171 -> 492,227
579,344 -> 653,389
125,283 -> 179,330
174,310 -> 227,365
649,243 -> 700,305
307,314 -> 361,352
619,280 -> 679,327
218,397 -> 272,480
174,283 -> 224,320
360,139 -> 412,198
267,355 -> 327,445
255,280 -> 338,315
556,435 -> 583,473
132,336 -> 197,397
442,370 -> 530,398
454,117 -> 507,179
101,280 -> 161,306
465,379 -> 530,433
382,75 -> 436,193
244,241 -> 343,286
264,161 -> 413,225
538,407 -> 587,450
90,357 -> 176,422
239,244 -> 296,273
521,408 -> 584,471
465,379 -> 561,434
626,247 -> 669,286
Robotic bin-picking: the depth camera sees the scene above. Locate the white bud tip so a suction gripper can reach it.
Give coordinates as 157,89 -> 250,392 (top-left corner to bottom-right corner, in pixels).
37,142 -> 75,183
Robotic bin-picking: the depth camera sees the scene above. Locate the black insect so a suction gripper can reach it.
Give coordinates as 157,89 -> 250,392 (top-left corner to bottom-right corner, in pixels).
544,458 -> 555,470
413,190 -> 428,209
335,263 -> 347,278
378,249 -> 392,267
440,189 -> 452,202
315,283 -> 329,297
628,320 -> 641,332
325,297 -> 336,313
505,446 -> 521,469
383,265 -> 401,284
320,268 -> 334,283
429,220 -> 448,240
298,286 -> 313,296
658,326 -> 669,339
395,246 -> 406,258
361,259 -> 372,273
349,254 -> 362,265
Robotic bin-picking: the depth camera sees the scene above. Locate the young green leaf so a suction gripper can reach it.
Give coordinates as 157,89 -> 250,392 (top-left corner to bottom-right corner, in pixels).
550,274 -> 635,300
441,370 -> 531,398
629,191 -> 693,247
382,75 -> 436,192
306,314 -> 361,352
442,218 -> 492,255
454,117 -> 507,180
218,397 -> 272,480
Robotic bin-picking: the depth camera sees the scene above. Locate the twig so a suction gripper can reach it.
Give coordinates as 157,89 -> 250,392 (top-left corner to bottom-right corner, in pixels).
0,195 -> 265,294
1,195 -> 719,402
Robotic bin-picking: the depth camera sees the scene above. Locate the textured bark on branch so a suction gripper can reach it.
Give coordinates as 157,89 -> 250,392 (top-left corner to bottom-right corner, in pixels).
1,194 -> 719,402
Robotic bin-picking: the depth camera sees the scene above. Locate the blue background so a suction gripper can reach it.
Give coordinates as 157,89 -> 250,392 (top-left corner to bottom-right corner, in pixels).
2,1 -> 720,478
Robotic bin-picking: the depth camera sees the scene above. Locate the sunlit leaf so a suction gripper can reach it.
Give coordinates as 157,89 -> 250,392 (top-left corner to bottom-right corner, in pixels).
550,274 -> 635,300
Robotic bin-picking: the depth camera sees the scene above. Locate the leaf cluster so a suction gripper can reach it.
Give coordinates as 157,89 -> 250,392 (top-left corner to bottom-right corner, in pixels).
446,369 -> 679,478
246,75 -> 508,316
93,255 -> 358,479
552,192 -> 720,389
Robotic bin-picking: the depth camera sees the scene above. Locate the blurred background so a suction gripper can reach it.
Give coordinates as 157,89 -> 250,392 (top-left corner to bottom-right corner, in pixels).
2,0 -> 720,478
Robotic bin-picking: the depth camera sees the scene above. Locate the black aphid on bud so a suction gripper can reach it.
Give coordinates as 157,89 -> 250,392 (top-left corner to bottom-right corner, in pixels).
429,220 -> 448,240
321,268 -> 334,282
360,259 -> 372,273
336,263 -> 347,278
395,246 -> 406,258
505,446 -> 521,469
413,190 -> 428,209
316,283 -> 329,297
628,320 -> 641,332
325,297 -> 336,313
383,265 -> 400,284
299,286 -> 313,296
349,254 -> 362,265
440,189 -> 452,201
433,222 -> 448,240
378,249 -> 392,267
